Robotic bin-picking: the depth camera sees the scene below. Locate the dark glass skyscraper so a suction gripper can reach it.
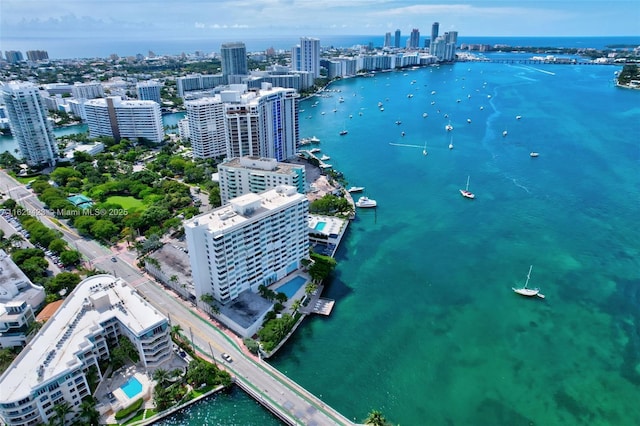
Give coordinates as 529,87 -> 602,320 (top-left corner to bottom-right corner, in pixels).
394,29 -> 401,48
220,42 -> 248,82
431,22 -> 440,43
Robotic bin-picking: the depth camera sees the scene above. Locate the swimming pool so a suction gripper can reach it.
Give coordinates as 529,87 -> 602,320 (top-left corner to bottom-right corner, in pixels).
314,221 -> 327,231
120,376 -> 143,399
275,276 -> 307,298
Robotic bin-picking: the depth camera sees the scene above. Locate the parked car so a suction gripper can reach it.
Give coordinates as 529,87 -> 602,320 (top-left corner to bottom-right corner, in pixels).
221,353 -> 233,362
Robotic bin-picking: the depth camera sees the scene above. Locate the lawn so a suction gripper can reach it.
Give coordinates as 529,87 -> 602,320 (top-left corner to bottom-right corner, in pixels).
106,195 -> 144,211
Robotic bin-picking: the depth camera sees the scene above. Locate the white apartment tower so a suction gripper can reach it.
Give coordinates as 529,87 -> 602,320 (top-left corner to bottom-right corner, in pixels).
184,185 -> 309,304
218,156 -> 306,204
185,96 -> 227,159
136,80 -> 162,105
223,83 -> 299,161
84,96 -> 163,143
0,275 -> 171,426
0,81 -> 58,166
71,82 -> 104,100
293,37 -> 320,78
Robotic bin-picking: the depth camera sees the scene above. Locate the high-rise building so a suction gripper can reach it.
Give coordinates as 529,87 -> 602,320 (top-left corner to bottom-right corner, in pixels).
431,22 -> 440,44
384,32 -> 392,48
220,42 -> 248,83
0,81 -> 58,166
430,31 -> 459,62
4,51 -> 23,64
25,50 -> 49,61
293,37 -> 320,78
71,82 -> 104,100
185,96 -> 227,159
136,80 -> 162,105
223,83 -> 299,161
0,275 -> 172,426
84,96 -> 163,143
218,156 -> 306,204
409,29 -> 421,49
184,185 -> 309,304
394,29 -> 401,48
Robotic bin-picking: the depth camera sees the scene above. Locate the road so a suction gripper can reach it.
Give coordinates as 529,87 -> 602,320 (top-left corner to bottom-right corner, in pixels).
0,169 -> 357,425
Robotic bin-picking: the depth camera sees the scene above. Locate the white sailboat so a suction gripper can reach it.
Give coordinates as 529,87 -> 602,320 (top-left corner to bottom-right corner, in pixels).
460,175 -> 474,199
422,141 -> 428,156
448,136 -> 454,150
512,265 -> 545,299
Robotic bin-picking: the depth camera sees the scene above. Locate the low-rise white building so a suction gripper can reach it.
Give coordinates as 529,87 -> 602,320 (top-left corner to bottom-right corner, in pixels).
0,250 -> 45,349
0,275 -> 171,426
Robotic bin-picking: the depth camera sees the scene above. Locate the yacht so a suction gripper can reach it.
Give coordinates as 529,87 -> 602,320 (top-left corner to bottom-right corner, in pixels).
320,155 -> 331,161
339,130 -> 348,136
355,196 -> 377,208
309,136 -> 320,143
502,130 -> 508,137
530,152 -> 539,157
445,123 -> 454,131
347,186 -> 365,193
512,265 -> 545,299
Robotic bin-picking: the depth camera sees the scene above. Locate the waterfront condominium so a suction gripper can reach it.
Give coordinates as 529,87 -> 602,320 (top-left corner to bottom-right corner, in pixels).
184,96 -> 227,159
218,156 -> 306,205
220,42 -> 248,84
184,185 -> 309,304
136,80 -> 163,105
0,275 -> 172,426
394,29 -> 401,48
384,32 -> 392,48
0,81 -> 58,167
292,37 -> 320,78
223,83 -> 299,161
430,31 -> 458,62
84,96 -> 163,143
409,29 -> 421,49
431,22 -> 440,44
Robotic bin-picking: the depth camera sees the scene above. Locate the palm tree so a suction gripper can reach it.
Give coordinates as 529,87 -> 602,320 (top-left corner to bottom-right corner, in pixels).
153,368 -> 171,386
78,397 -> 100,426
364,410 -> 389,426
291,299 -> 302,314
171,324 -> 183,339
52,401 -> 72,426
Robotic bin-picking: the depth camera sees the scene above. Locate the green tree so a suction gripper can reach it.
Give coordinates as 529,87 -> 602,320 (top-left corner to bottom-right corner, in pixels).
90,219 -> 119,242
52,400 -> 73,426
77,396 -> 100,426
60,250 -> 82,266
364,410 -> 390,426
48,272 -> 81,295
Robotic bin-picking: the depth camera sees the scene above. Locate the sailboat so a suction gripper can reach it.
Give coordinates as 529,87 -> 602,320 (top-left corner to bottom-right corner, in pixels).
339,120 -> 348,136
459,176 -> 474,199
422,141 -> 428,156
512,265 -> 545,299
448,136 -> 454,150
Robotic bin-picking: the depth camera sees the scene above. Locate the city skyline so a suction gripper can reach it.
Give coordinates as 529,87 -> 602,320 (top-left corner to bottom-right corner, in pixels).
2,0 -> 638,46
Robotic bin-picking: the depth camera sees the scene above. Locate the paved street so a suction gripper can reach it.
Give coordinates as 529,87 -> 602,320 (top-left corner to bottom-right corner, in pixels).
0,168 -> 357,425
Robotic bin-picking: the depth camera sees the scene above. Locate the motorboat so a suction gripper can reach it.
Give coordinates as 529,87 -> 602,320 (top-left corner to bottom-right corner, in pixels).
347,186 -> 365,193
320,155 -> 331,161
512,265 -> 545,299
530,152 -> 539,157
355,196 -> 377,208
309,136 -> 320,143
445,123 -> 454,131
339,130 -> 348,136
460,176 -> 475,199
502,130 -> 508,137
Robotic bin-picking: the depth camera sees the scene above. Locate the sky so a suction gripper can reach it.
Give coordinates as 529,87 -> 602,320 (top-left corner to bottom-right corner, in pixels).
1,0 -> 638,42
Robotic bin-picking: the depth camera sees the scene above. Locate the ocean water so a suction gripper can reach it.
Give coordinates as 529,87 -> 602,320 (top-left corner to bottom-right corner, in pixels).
266,60 -> 640,425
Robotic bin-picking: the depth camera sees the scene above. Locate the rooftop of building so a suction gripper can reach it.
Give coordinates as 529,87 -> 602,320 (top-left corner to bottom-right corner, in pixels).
0,274 -> 167,401
220,156 -> 304,174
0,249 -> 43,307
35,299 -> 65,323
185,185 -> 306,235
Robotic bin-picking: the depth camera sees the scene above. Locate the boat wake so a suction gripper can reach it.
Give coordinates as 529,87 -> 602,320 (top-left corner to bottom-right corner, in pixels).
389,142 -> 423,148
518,65 -> 556,76
510,177 -> 531,193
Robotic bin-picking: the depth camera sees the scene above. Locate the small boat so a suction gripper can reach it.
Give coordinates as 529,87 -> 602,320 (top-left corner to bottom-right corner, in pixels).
502,130 -> 508,137
395,120 -> 402,125
359,112 -> 363,116
423,112 -> 428,118
377,102 -> 383,107
467,118 -> 472,123
347,186 -> 365,193
355,196 -> 377,208
321,112 -> 325,115
512,265 -> 545,299
380,107 -> 385,111
516,115 -> 522,120
309,136 -> 320,143
431,90 -> 436,95
339,130 -> 348,136
407,94 -> 414,98
530,152 -> 539,157
349,114 -> 353,118
448,137 -> 454,150
309,148 -> 321,153
445,123 -> 453,131
480,106 -> 484,110
320,155 -> 331,161
338,97 -> 344,103
456,99 -> 461,103
460,175 -> 474,199
422,141 -> 428,156
401,131 -> 405,137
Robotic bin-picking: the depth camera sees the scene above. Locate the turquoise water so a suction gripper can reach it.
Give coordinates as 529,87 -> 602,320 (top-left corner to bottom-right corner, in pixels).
314,221 -> 327,231
275,275 -> 308,299
121,377 -> 143,399
270,61 -> 640,425
163,59 -> 639,425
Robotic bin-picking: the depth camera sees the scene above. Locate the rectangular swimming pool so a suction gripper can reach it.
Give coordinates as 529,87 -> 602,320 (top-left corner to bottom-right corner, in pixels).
275,276 -> 307,298
120,376 -> 142,399
314,221 -> 327,231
